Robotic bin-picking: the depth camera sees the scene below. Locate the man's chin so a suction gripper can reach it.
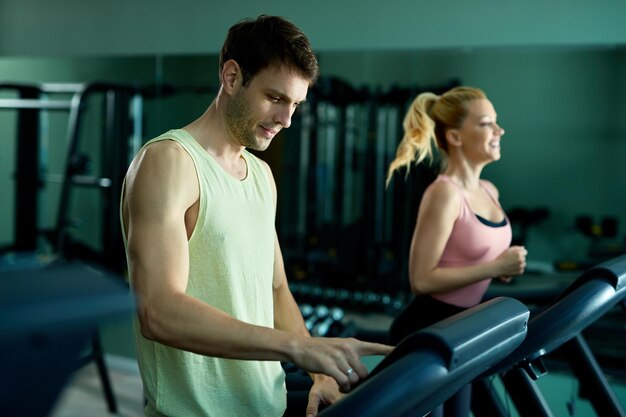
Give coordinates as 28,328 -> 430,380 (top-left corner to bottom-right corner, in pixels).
249,138 -> 272,152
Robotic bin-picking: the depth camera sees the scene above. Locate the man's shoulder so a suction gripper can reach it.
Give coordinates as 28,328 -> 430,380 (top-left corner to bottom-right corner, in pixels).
131,137 -> 194,176
142,139 -> 189,160
143,129 -> 187,149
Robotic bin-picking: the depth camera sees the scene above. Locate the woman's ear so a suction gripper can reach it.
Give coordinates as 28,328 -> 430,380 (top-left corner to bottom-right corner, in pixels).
446,129 -> 462,148
221,59 -> 241,94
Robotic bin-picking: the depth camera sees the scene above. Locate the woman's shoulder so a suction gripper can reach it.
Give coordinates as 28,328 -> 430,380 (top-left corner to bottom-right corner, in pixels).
423,177 -> 462,207
426,175 -> 460,195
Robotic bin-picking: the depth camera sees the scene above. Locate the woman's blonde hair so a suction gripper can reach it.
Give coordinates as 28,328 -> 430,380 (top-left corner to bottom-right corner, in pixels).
385,86 -> 486,186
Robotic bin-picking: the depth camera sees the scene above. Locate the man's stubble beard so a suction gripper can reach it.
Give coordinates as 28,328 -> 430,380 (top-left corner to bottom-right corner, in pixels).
224,89 -> 269,151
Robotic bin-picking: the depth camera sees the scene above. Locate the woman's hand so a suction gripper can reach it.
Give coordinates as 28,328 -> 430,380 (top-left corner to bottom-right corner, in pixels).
494,246 -> 527,277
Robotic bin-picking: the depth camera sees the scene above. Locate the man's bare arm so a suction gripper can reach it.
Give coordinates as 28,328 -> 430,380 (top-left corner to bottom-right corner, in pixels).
124,142 -> 392,391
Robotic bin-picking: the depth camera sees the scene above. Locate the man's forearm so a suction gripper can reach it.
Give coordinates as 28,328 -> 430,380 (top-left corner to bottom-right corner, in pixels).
139,290 -> 301,361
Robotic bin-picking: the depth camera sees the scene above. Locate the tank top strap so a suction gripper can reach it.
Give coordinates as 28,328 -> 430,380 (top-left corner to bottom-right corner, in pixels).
479,180 -> 503,209
435,174 -> 471,217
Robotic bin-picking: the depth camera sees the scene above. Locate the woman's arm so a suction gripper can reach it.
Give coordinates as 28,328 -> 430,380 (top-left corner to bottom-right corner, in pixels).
408,181 -> 525,294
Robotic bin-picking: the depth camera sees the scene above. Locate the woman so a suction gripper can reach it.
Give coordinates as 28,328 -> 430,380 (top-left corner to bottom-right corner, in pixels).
386,86 -> 527,417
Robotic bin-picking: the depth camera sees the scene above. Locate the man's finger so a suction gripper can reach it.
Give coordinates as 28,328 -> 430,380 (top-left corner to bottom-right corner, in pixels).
329,367 -> 351,393
347,360 -> 368,380
306,391 -> 321,417
356,341 -> 394,356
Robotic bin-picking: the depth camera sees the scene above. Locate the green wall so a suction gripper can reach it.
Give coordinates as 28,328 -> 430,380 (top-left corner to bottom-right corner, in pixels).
1,46 -> 624,265
1,0 -> 626,56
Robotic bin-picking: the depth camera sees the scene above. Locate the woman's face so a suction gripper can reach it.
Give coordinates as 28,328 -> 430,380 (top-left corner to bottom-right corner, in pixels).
455,98 -> 505,163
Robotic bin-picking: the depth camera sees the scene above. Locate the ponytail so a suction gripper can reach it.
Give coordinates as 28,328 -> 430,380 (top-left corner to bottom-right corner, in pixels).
385,92 -> 439,187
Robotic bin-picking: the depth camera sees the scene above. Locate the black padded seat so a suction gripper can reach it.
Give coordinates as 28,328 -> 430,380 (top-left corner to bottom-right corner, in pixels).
0,261 -> 135,417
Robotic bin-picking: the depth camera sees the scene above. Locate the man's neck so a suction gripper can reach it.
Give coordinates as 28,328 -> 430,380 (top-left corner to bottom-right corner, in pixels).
183,103 -> 245,164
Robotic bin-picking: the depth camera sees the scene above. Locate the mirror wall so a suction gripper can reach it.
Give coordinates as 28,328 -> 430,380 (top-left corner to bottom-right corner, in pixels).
0,45 -> 625,279
317,46 -> 626,265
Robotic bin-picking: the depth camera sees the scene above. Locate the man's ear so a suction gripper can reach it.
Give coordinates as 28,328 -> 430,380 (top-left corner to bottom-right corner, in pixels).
446,129 -> 462,148
221,59 -> 241,94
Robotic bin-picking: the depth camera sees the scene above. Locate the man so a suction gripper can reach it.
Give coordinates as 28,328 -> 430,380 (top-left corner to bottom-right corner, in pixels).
121,15 -> 392,417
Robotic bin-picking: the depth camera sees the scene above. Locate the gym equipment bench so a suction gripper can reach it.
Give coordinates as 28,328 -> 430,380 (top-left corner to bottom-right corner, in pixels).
0,261 -> 135,417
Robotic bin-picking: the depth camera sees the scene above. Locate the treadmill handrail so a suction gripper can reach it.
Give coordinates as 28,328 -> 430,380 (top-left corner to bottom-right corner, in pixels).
556,254 -> 626,299
373,297 -> 529,373
485,255 -> 626,376
319,297 -> 529,417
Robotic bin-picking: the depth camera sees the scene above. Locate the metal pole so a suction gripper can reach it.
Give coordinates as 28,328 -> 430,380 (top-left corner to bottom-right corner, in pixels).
558,333 -> 626,417
501,366 -> 555,417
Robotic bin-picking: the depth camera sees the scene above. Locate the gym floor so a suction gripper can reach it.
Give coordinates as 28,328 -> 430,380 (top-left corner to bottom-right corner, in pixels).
49,315 -> 626,417
51,360 -> 143,417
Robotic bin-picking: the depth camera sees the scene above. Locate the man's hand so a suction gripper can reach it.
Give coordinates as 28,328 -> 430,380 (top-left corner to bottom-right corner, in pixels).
305,374 -> 343,417
289,337 -> 393,393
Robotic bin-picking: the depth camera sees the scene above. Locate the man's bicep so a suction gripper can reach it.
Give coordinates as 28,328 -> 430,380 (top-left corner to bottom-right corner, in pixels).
127,213 -> 190,297
125,144 -> 196,297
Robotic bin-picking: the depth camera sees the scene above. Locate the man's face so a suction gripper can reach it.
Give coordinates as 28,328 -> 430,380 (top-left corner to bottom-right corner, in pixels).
224,64 -> 309,151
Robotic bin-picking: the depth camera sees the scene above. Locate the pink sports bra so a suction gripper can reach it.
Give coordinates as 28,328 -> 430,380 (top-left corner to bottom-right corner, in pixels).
430,175 -> 513,307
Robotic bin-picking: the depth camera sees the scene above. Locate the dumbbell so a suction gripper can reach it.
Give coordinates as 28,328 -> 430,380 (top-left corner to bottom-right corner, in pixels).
305,304 -> 329,332
312,307 -> 345,337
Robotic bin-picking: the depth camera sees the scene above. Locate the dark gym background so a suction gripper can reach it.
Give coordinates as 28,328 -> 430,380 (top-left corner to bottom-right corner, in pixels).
1,1 -> 625,416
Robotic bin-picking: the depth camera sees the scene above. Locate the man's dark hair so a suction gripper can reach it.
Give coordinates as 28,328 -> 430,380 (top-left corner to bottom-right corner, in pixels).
220,15 -> 319,86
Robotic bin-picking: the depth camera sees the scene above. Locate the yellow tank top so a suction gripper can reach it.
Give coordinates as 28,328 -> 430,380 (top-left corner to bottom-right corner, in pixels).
121,129 -> 286,417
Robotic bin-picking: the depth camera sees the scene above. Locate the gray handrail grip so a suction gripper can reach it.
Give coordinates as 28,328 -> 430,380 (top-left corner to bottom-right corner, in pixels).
319,297 -> 529,417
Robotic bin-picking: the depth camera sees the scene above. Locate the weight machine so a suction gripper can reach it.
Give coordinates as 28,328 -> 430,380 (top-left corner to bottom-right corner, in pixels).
0,81 -> 143,273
